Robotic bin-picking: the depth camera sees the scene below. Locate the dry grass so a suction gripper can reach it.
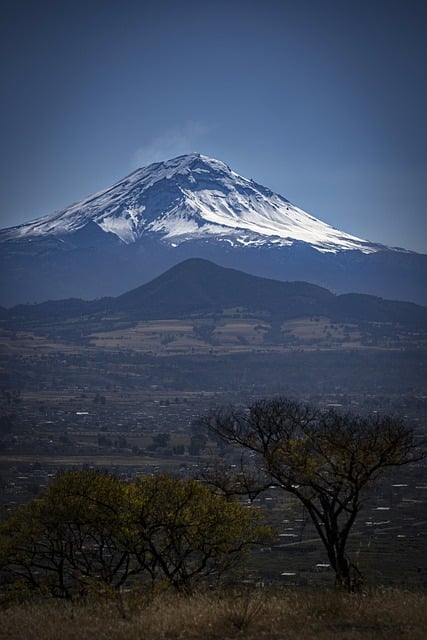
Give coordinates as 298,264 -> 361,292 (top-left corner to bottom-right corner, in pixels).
1,588 -> 426,640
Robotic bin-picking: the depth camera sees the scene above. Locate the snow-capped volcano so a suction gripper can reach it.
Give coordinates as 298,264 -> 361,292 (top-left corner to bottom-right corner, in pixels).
1,153 -> 425,307
3,153 -> 380,254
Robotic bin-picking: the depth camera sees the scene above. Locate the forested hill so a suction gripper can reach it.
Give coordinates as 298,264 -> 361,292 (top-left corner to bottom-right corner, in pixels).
3,258 -> 427,330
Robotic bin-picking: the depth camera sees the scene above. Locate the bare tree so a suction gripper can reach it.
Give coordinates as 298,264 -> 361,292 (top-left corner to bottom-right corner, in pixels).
202,397 -> 424,591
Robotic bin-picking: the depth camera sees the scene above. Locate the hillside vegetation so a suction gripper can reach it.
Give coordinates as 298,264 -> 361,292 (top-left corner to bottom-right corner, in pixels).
1,588 -> 426,640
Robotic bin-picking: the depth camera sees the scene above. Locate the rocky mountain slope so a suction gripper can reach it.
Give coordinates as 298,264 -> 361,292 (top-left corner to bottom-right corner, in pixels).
1,154 -> 425,306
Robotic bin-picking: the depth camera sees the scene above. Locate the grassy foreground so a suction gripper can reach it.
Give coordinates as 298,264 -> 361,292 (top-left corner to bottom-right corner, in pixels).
1,589 -> 426,640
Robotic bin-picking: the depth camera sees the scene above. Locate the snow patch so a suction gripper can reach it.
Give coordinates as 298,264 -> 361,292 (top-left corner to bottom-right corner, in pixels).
1,153 -> 393,254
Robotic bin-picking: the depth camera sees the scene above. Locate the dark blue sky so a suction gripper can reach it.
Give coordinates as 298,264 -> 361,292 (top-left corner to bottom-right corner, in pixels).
1,0 -> 426,252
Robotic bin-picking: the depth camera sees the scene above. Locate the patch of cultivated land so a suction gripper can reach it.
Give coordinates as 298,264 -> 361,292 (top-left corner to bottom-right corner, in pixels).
3,309 -> 425,358
88,316 -> 427,353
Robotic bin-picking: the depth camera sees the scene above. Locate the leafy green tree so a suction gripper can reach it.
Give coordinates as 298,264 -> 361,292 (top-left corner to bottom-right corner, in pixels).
0,470 -> 138,599
127,474 -> 268,594
203,397 -> 424,591
189,433 -> 208,456
173,444 -> 185,455
0,471 -> 268,600
149,433 -> 171,451
97,433 -> 112,447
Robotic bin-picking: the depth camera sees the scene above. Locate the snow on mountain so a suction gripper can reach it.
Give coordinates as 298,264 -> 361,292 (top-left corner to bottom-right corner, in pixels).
1,153 -> 385,254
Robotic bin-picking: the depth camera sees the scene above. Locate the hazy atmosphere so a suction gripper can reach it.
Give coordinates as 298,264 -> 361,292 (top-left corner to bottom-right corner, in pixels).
1,0 -> 426,252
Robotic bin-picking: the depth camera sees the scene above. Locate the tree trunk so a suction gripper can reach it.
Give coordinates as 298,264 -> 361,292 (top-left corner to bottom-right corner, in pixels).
333,553 -> 363,592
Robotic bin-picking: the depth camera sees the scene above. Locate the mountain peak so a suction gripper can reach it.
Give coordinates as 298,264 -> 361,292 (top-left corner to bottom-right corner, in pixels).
1,154 -> 426,306
2,153 -> 382,254
147,152 -> 231,172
